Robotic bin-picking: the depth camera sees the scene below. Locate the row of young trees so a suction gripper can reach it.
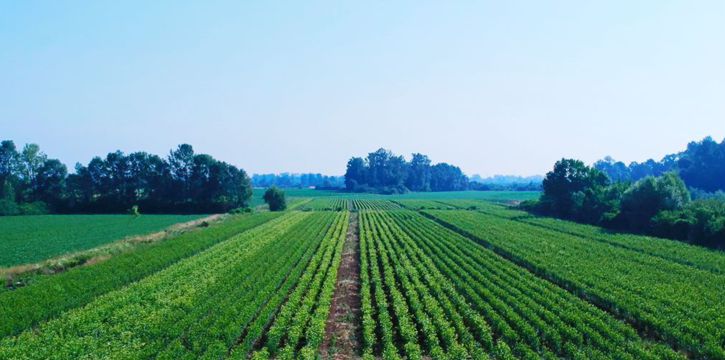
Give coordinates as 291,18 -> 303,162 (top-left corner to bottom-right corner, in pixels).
526,158 -> 724,248
0,140 -> 253,215
594,136 -> 725,192
344,148 -> 469,194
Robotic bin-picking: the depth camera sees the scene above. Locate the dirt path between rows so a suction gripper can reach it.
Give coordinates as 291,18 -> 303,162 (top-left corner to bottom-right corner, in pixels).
319,212 -> 361,359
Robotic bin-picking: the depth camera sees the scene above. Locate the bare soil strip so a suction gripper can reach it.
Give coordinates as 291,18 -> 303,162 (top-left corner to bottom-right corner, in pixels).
319,212 -> 361,359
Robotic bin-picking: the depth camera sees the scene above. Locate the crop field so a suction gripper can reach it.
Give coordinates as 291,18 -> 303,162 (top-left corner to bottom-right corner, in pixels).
0,214 -> 204,267
299,198 -> 351,211
1,192 -> 723,359
391,199 -> 454,210
0,212 -> 283,336
298,199 -> 405,211
284,190 -> 539,201
1,211 -> 348,359
360,210 -> 681,359
390,191 -> 540,203
352,199 -> 403,211
427,210 -> 725,359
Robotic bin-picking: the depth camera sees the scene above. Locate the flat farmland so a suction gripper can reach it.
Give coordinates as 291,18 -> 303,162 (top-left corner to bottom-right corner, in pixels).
1,195 -> 722,359
0,214 -> 205,267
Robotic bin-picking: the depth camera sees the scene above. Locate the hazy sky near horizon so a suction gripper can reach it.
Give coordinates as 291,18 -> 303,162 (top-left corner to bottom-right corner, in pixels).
2,1 -> 724,176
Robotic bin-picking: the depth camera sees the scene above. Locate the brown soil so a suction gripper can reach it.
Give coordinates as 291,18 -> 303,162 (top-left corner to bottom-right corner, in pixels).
319,212 -> 362,359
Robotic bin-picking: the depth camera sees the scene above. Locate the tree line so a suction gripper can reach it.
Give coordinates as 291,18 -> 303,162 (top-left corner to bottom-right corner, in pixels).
252,173 -> 344,189
468,174 -> 543,191
525,138 -> 725,249
0,140 -> 252,215
344,148 -> 469,194
594,136 -> 725,193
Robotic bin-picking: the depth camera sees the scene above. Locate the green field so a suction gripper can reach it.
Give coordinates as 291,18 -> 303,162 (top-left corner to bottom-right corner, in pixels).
0,214 -> 204,267
254,188 -> 540,207
359,210 -> 682,359
0,212 -> 282,337
1,193 -> 723,359
256,188 -> 539,199
426,209 -> 725,359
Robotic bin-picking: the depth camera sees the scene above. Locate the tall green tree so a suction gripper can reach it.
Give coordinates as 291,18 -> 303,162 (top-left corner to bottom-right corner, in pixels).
678,137 -> 725,192
18,144 -> 47,201
343,148 -> 469,193
619,173 -> 690,229
263,186 -> 286,211
405,153 -> 431,192
168,144 -> 195,203
34,159 -> 67,209
430,163 -> 468,191
540,159 -> 609,219
0,141 -> 19,201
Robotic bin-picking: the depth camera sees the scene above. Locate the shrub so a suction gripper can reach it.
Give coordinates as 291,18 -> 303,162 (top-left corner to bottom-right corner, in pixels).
129,205 -> 141,216
263,186 -> 287,211
652,199 -> 725,248
18,201 -> 49,215
228,207 -> 253,214
618,173 -> 690,230
0,199 -> 20,216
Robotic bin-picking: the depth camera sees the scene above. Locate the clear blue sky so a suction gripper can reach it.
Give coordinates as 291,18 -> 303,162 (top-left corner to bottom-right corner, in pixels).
2,1 -> 724,176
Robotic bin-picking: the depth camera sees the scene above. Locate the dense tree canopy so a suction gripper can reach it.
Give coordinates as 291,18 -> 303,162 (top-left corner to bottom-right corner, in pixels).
619,173 -> 690,229
595,137 -> 725,193
539,159 -> 610,219
343,148 -> 468,194
652,199 -> 725,248
0,140 -> 253,215
0,141 -> 66,215
405,153 -> 432,192
528,157 -> 723,249
430,163 -> 469,192
678,137 -> 725,192
263,186 -> 287,211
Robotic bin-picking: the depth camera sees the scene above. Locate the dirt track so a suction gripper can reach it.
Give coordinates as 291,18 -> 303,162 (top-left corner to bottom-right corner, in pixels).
319,212 -> 361,359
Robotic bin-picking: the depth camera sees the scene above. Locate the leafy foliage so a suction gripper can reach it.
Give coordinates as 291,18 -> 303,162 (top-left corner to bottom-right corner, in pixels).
428,209 -> 725,359
538,158 -> 610,220
652,199 -> 725,248
531,158 -> 724,248
263,186 -> 287,211
595,136 -> 725,192
618,173 -> 690,229
360,210 -> 682,359
0,212 -> 282,338
252,212 -> 348,358
0,212 -> 348,359
344,148 -> 468,194
0,140 -> 253,215
0,141 -> 63,214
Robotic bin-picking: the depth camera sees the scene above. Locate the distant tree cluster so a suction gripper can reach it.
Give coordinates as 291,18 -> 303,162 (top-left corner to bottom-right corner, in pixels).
0,141 -> 66,215
252,173 -> 344,189
595,137 -> 725,192
525,158 -> 724,249
469,174 -> 543,191
344,149 -> 468,194
0,140 -> 252,215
